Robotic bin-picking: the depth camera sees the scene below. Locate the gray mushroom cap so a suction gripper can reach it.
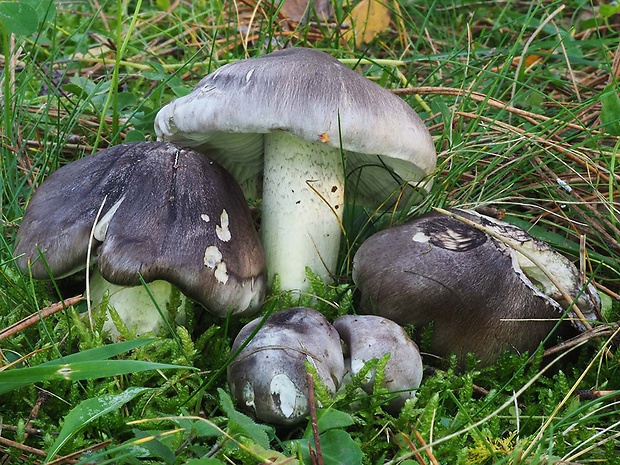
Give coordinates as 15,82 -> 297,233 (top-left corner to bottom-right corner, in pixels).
154,47 -> 437,205
333,315 -> 423,412
352,209 -> 601,366
155,48 -> 437,291
14,141 -> 266,317
227,307 -> 346,426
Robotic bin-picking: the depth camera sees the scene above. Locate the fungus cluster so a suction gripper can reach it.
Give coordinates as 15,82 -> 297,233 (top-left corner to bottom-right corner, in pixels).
227,308 -> 424,425
12,48 -> 604,430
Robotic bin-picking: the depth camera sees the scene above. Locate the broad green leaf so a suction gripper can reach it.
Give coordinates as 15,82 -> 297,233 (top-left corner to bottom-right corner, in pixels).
0,2 -> 38,35
115,91 -> 137,111
46,387 -> 150,462
131,429 -> 176,465
124,130 -> 146,142
309,408 -> 355,435
298,429 -> 363,465
156,0 -> 171,10
599,3 -> 620,18
0,359 -> 193,395
21,0 -> 57,24
218,388 -> 271,449
600,85 -> 620,136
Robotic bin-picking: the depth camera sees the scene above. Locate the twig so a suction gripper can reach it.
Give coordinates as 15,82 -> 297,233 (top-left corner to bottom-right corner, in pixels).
390,430 -> 426,465
543,324 -> 617,358
413,430 -> 440,465
576,390 -> 620,401
0,295 -> 83,341
0,436 -> 46,457
0,425 -> 41,436
392,86 -> 586,131
307,373 -> 324,465
23,392 -> 47,443
455,110 -> 614,184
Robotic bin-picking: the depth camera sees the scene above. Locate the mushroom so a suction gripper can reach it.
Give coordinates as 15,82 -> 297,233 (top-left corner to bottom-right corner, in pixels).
14,141 -> 266,337
352,209 -> 601,366
227,307 -> 345,426
154,47 -> 436,291
333,315 -> 423,413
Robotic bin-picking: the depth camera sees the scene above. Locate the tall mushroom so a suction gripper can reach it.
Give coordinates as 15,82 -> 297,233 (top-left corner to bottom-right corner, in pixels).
14,142 -> 266,337
154,47 -> 436,291
352,209 -> 601,366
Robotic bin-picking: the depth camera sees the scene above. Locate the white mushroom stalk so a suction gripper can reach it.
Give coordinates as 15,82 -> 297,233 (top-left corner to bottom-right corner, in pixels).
262,132 -> 345,289
88,271 -> 186,338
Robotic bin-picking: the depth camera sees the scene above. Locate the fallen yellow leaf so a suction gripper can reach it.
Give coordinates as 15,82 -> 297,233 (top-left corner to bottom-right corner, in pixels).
344,0 -> 392,46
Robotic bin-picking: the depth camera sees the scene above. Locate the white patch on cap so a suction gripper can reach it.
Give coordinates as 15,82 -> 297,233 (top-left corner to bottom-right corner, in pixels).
204,245 -> 228,284
270,373 -> 307,419
201,214 -> 210,223
412,231 -> 430,243
204,246 -> 222,268
350,357 -> 374,385
245,68 -> 255,82
214,261 -> 229,284
216,209 -> 231,242
93,196 -> 126,241
243,382 -> 256,409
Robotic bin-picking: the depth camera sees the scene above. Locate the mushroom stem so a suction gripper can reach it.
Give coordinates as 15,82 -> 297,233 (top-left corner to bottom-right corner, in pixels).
88,270 -> 186,338
262,132 -> 345,290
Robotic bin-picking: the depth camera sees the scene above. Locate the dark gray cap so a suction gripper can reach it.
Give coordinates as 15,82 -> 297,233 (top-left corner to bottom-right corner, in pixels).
14,141 -> 266,316
352,209 -> 601,365
227,307 -> 345,425
155,47 -> 437,204
333,314 -> 423,412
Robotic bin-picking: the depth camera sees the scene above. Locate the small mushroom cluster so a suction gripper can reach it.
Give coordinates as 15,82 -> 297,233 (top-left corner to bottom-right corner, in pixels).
12,48 -> 603,429
227,307 -> 423,425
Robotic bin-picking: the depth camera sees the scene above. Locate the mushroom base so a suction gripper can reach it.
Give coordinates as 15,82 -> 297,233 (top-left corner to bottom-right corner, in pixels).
88,270 -> 187,339
262,132 -> 345,291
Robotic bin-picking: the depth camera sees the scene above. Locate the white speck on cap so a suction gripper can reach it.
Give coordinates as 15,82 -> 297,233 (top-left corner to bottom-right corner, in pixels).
216,209 -> 231,242
204,245 -> 222,268
412,231 -> 430,243
243,382 -> 256,409
214,261 -> 229,284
